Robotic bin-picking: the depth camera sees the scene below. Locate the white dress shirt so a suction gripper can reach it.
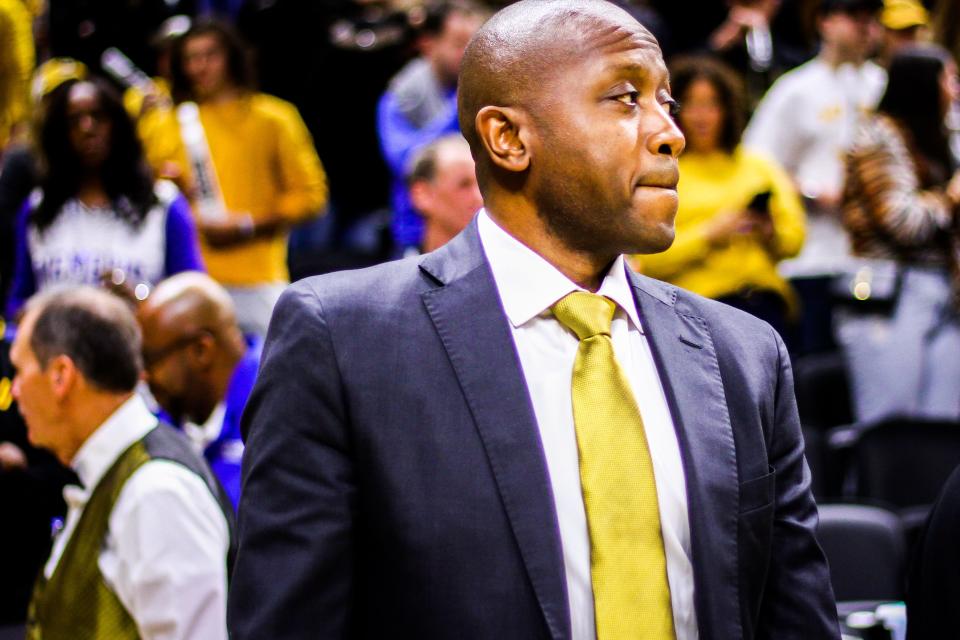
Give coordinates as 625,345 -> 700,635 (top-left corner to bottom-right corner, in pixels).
45,394 -> 229,640
477,211 -> 697,640
184,401 -> 226,453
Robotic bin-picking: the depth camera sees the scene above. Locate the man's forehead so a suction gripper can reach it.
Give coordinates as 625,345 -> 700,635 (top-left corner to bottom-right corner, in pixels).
10,314 -> 35,363
543,10 -> 664,79
581,12 -> 658,52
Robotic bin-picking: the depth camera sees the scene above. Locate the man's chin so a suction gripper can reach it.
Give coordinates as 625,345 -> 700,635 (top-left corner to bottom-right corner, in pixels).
625,224 -> 675,256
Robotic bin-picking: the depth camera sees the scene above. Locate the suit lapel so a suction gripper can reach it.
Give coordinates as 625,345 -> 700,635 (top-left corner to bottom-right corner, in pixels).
628,271 -> 740,640
420,223 -> 571,640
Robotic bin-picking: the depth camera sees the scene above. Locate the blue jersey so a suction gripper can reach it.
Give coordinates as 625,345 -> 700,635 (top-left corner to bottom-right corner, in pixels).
203,336 -> 261,510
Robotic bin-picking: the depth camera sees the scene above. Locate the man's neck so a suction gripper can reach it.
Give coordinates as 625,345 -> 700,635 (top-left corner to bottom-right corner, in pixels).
61,392 -> 134,466
485,203 -> 615,292
818,43 -> 863,69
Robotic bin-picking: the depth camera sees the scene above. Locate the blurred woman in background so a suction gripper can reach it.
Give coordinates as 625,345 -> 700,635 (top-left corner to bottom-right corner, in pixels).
838,44 -> 960,422
5,78 -> 203,318
637,55 -> 805,339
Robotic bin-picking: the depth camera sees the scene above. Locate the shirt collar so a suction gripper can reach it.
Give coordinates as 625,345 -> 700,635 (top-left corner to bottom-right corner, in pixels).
71,393 -> 158,491
477,209 -> 644,332
184,402 -> 226,452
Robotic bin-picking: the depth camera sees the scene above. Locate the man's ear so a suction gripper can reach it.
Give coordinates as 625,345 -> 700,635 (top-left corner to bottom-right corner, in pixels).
409,180 -> 435,220
189,332 -> 217,369
475,106 -> 532,174
47,355 -> 77,401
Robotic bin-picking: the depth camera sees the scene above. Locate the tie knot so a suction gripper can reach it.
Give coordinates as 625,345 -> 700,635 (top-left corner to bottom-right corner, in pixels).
551,291 -> 616,340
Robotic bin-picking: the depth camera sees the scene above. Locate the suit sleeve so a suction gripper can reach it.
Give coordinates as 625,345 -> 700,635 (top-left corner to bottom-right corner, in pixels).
755,329 -> 840,639
228,282 -> 355,639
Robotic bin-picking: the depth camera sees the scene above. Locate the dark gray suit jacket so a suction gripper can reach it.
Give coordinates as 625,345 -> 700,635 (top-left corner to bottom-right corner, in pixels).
228,221 -> 839,639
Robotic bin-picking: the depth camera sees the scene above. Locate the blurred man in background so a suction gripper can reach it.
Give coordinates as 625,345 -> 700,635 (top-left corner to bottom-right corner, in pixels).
407,134 -> 482,254
743,0 -> 885,352
138,271 -> 257,509
377,0 -> 486,255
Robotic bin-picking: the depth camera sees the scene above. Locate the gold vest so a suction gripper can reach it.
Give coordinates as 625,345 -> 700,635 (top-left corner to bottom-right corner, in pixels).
26,439 -> 151,640
26,424 -> 234,640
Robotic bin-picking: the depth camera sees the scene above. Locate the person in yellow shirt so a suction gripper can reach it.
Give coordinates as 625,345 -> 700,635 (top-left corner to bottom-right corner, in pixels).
169,18 -> 328,335
636,56 -> 805,339
0,0 -> 35,151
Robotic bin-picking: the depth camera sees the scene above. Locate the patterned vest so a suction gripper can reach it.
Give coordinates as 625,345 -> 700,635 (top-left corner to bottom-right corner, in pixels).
25,423 -> 235,640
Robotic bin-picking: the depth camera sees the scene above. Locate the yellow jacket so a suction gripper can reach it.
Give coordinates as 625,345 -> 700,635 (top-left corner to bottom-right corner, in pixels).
0,0 -> 34,149
160,92 -> 327,285
636,147 -> 805,309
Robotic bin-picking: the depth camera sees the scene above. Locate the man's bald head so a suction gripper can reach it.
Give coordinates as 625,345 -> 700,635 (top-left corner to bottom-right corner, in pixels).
458,0 -> 659,171
138,272 -> 247,425
141,271 -> 238,336
454,0 -> 683,280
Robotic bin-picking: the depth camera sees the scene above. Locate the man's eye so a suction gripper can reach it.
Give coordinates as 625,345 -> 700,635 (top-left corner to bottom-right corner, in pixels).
615,91 -> 640,106
664,98 -> 681,119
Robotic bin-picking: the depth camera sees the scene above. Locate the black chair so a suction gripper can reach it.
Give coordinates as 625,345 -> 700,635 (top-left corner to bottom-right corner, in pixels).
793,351 -> 853,431
844,417 -> 960,509
817,503 -> 906,602
793,351 -> 853,497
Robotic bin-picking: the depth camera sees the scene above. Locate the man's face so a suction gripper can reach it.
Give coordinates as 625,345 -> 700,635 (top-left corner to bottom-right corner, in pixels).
10,314 -> 63,455
67,82 -> 111,169
413,143 -> 483,237
821,9 -> 881,62
428,11 -> 484,86
182,33 -> 231,100
524,26 -> 684,257
139,309 -> 199,424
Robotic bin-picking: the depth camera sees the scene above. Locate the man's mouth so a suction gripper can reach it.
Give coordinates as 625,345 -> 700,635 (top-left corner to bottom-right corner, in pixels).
636,170 -> 679,191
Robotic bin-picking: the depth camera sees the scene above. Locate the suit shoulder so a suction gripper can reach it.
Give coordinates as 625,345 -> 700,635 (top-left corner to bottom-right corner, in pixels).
670,285 -> 782,350
284,256 -> 427,314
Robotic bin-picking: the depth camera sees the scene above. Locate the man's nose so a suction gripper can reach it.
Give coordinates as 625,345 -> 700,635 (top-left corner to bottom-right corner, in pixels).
647,108 -> 685,159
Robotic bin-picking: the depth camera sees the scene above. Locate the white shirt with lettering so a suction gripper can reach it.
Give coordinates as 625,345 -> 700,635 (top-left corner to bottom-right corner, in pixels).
744,57 -> 887,276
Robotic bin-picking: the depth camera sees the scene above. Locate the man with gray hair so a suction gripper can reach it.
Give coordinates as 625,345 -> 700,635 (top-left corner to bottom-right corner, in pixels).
10,287 -> 233,640
406,134 -> 483,254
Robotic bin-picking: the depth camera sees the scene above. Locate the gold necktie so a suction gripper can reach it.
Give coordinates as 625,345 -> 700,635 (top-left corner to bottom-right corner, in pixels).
551,291 -> 676,640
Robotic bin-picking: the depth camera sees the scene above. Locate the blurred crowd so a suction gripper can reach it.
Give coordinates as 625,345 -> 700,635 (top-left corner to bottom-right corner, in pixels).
0,0 -> 959,635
